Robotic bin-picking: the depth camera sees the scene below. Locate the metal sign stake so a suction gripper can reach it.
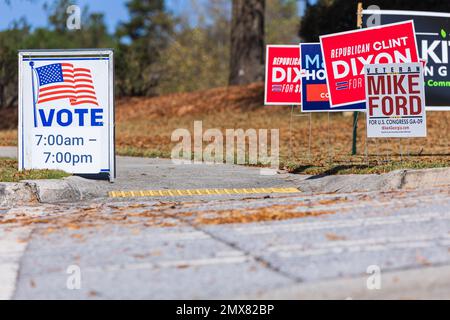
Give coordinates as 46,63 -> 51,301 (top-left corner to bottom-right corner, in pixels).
289,104 -> 295,161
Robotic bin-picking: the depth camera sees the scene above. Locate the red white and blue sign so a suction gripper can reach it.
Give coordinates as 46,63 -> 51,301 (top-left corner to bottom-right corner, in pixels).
320,21 -> 419,108
35,63 -> 98,106
264,45 -> 302,105
18,50 -> 115,181
300,43 -> 366,112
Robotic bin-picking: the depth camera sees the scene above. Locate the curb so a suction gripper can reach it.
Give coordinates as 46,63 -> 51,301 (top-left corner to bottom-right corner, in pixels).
0,176 -> 108,206
25,176 -> 109,203
0,182 -> 36,206
0,167 -> 449,206
297,167 -> 450,194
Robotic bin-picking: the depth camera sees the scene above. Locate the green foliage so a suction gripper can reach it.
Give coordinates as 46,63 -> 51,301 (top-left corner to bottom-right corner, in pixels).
0,0 -> 175,107
158,0 -> 301,94
266,0 -> 300,44
300,0 -> 450,42
116,0 -> 175,97
157,0 -> 230,94
0,19 -> 31,109
157,27 -> 229,94
0,0 -> 118,110
0,0 -> 303,107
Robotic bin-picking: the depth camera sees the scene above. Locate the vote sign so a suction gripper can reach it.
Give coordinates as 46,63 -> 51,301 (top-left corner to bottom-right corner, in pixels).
264,45 -> 302,105
365,62 -> 427,138
18,50 -> 115,181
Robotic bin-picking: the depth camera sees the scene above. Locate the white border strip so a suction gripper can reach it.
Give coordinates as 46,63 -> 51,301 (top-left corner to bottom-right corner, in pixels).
18,53 -> 24,170
108,50 -> 115,182
17,49 -> 113,56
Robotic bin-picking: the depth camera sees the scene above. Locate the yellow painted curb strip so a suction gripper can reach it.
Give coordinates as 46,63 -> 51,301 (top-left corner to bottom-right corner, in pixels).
109,187 -> 300,198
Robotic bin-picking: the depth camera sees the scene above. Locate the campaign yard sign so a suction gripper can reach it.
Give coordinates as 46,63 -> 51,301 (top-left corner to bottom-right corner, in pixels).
362,10 -> 450,111
365,63 -> 427,138
264,45 -> 301,105
18,49 -> 115,181
300,43 -> 366,112
320,21 -> 419,108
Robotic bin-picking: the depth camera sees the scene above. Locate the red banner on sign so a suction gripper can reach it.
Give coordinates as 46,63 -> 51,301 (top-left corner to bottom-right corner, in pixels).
306,84 -> 329,102
264,45 -> 302,105
320,21 -> 419,108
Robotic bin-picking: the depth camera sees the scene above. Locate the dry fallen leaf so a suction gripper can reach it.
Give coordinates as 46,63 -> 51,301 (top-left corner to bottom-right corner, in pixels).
44,227 -> 57,234
130,228 -> 141,235
325,233 -> 347,241
416,254 -> 431,266
88,290 -> 98,297
65,223 -> 81,230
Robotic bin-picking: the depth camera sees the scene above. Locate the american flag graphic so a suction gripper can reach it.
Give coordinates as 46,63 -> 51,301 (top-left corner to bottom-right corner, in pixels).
271,84 -> 283,93
335,81 -> 349,91
35,63 -> 98,106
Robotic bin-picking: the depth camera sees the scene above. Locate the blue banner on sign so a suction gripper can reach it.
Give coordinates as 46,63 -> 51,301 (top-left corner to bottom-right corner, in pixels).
300,43 -> 366,112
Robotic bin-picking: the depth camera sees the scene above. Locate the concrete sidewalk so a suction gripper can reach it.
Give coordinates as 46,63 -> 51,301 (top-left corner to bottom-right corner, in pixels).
8,185 -> 450,299
0,147 -> 307,204
28,156 -> 306,203
0,146 -> 17,159
1,146 -> 450,205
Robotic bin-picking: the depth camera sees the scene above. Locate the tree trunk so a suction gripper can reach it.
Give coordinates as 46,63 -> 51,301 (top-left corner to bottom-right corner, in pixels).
0,83 -> 4,109
229,0 -> 265,86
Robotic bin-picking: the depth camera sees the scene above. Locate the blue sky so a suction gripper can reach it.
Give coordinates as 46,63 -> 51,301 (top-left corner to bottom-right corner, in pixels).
0,0 -> 197,32
0,0 -> 311,32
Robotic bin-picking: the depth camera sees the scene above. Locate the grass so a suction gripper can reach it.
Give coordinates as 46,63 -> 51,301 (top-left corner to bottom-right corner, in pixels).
0,83 -> 449,175
284,159 -> 450,175
0,130 -> 17,146
116,146 -> 171,158
0,158 -> 70,182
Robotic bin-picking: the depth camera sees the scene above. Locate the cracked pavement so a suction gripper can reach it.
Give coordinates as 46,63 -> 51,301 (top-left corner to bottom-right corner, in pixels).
1,184 -> 449,299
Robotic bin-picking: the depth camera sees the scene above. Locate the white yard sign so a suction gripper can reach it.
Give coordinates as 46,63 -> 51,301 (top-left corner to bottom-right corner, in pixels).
18,49 -> 115,181
365,62 -> 427,138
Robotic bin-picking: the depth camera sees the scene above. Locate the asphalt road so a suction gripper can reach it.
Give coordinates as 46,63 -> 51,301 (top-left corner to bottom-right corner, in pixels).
1,185 -> 449,299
